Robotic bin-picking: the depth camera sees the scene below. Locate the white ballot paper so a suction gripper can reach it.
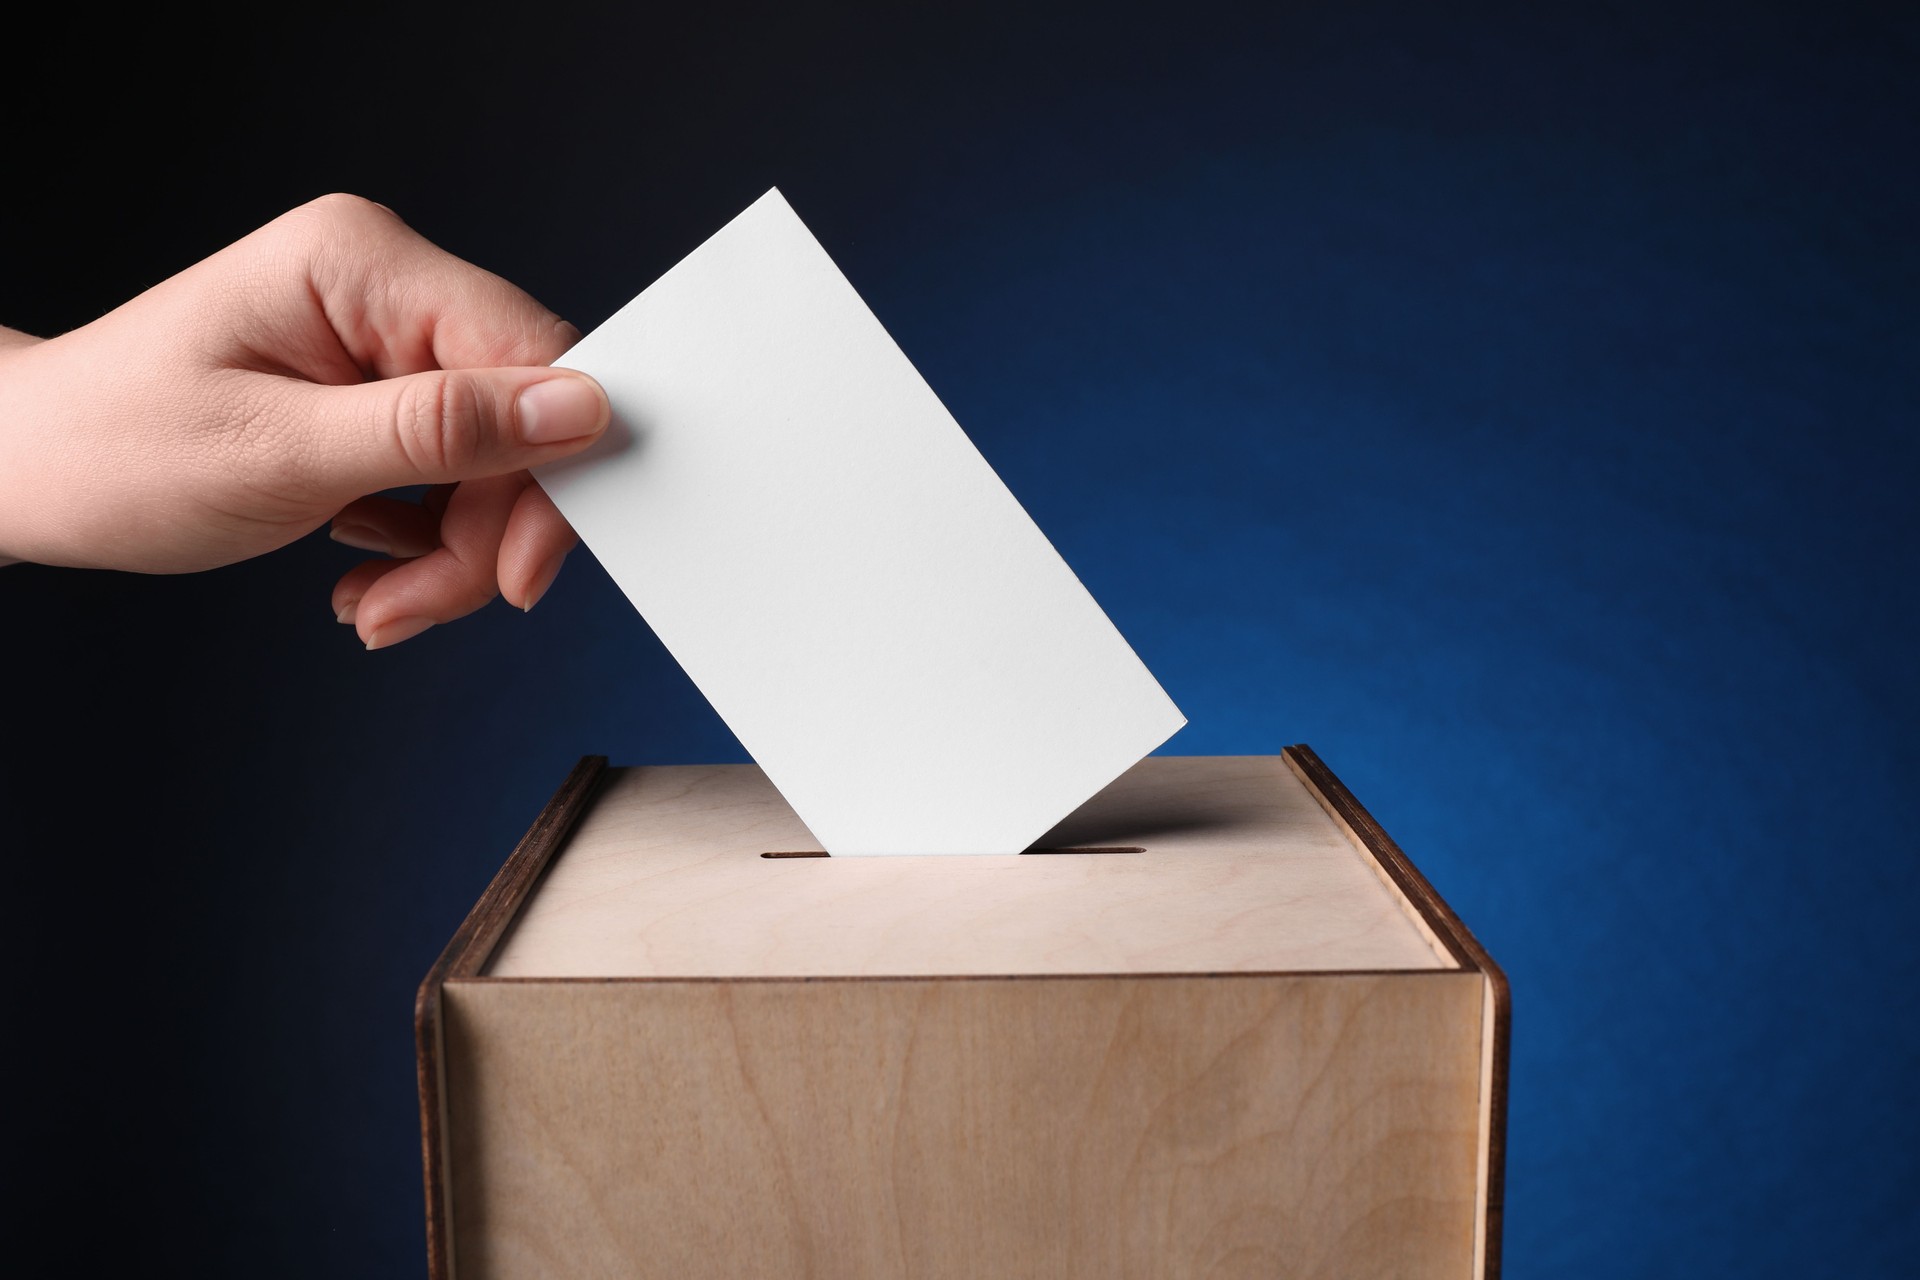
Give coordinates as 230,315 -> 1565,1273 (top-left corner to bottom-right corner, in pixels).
537,189 -> 1185,854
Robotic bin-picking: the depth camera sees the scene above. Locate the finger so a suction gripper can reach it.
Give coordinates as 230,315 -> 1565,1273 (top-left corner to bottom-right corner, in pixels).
330,495 -> 442,560
330,557 -> 403,625
497,482 -> 579,611
352,474 -> 528,649
288,364 -> 609,497
277,193 -> 582,378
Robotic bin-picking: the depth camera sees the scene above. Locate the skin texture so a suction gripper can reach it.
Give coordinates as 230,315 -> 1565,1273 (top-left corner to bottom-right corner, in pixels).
0,194 -> 611,649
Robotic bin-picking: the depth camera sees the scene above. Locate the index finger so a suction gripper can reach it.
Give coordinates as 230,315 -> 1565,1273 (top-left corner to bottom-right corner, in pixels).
277,193 -> 581,378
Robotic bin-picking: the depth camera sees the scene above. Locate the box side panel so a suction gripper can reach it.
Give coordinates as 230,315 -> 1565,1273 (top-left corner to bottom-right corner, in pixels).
442,973 -> 1484,1280
1475,970 -> 1510,1280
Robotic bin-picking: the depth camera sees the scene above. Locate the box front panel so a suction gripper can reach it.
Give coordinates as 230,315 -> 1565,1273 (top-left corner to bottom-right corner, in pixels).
443,973 -> 1483,1280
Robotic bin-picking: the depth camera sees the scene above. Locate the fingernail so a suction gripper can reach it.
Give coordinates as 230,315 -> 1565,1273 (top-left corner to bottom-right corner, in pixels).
335,599 -> 359,625
518,375 -> 607,445
521,554 -> 566,613
331,523 -> 391,555
365,616 -> 435,651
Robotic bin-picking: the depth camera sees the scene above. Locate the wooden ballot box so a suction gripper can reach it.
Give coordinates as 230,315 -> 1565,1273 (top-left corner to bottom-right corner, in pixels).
417,749 -> 1509,1279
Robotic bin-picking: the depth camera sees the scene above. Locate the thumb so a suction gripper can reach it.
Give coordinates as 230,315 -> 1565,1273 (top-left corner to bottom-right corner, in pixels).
303,366 -> 610,493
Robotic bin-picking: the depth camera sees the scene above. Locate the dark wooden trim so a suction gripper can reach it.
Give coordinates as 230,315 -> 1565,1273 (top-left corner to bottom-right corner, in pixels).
1282,743 -> 1510,1280
415,755 -> 609,1280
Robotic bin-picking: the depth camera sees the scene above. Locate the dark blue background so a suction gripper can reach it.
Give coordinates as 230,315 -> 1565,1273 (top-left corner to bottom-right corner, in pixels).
3,2 -> 1913,1274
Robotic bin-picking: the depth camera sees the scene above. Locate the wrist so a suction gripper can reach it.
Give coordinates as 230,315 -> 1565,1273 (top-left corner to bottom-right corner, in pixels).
0,333 -> 52,567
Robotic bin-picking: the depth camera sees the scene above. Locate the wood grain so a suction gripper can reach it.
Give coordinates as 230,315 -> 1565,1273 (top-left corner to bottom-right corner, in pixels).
485,756 -> 1451,979
443,971 -> 1485,1280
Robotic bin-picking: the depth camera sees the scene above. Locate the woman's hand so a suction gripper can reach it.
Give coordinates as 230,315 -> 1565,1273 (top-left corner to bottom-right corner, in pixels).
0,193 -> 610,649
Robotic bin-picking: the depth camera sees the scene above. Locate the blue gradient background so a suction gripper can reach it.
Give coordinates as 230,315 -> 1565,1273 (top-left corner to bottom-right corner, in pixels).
2,2 -> 1914,1275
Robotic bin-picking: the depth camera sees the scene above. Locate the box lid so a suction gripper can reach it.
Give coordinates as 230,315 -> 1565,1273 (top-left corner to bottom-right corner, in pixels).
483,754 -> 1454,978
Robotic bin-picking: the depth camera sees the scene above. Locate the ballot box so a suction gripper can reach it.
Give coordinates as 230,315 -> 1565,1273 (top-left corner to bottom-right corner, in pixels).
417,749 -> 1509,1279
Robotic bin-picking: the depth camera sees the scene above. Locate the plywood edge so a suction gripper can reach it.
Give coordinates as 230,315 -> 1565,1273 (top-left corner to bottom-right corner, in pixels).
1281,744 -> 1510,1280
415,755 -> 609,1280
